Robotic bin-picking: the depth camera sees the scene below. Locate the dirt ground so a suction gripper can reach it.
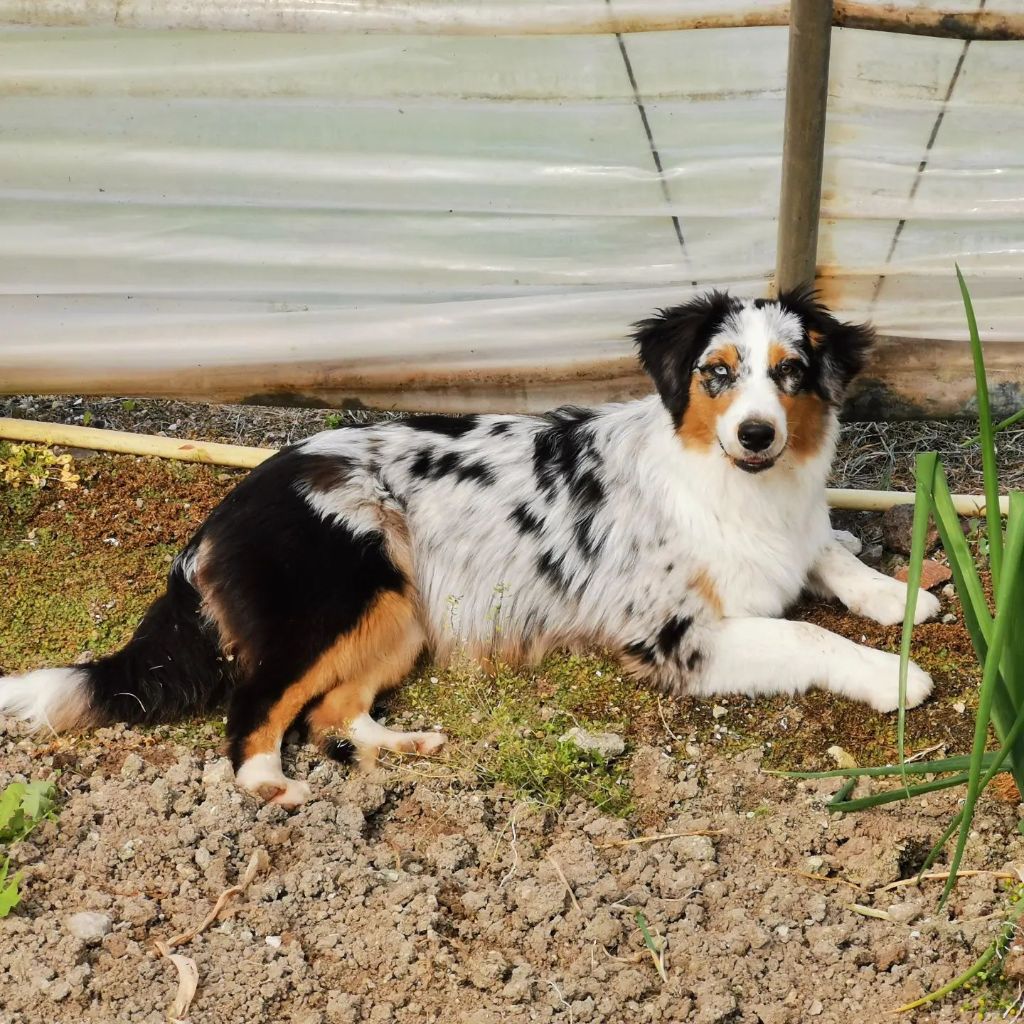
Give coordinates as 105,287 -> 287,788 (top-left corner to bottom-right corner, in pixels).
2,729 -> 1022,1024
2,400 -> 1022,1022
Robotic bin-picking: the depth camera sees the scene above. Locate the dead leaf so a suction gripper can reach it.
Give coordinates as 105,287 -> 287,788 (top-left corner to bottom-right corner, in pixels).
165,953 -> 198,1022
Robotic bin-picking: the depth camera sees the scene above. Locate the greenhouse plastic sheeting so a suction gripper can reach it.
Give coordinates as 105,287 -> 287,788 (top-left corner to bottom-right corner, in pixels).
1,3 -> 1022,414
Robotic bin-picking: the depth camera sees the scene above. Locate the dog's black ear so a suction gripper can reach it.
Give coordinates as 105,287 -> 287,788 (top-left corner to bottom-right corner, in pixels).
778,285 -> 875,403
633,291 -> 738,424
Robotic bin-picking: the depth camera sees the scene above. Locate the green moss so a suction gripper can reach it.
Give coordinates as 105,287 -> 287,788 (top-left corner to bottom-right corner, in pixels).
393,654 -> 634,815
0,540 -> 173,672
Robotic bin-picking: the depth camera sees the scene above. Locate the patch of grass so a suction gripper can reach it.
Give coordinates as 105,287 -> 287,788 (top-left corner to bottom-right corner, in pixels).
394,653 -> 635,815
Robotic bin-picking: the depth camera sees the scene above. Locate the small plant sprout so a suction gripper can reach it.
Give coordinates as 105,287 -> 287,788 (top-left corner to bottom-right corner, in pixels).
635,911 -> 668,983
0,778 -> 60,918
0,442 -> 79,491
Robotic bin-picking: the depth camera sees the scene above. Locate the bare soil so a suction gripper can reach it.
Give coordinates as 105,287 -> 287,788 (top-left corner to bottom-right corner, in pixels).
3,727 -> 1023,1024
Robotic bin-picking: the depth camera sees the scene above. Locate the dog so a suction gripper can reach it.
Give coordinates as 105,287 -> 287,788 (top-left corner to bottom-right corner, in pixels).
0,288 -> 939,807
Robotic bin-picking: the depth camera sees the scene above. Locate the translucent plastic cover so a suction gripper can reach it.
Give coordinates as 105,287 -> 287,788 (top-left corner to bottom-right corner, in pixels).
1,4 -> 1021,413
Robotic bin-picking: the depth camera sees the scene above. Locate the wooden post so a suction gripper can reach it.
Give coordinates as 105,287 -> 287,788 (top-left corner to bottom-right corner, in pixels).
775,0 -> 834,295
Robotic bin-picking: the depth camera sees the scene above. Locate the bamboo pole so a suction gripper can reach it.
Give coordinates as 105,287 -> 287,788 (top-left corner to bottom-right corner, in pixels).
0,417 -> 274,470
0,416 -> 1007,516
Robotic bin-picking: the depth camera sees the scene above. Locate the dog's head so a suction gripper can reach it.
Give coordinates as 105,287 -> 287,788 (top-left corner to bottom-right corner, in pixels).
633,288 -> 874,473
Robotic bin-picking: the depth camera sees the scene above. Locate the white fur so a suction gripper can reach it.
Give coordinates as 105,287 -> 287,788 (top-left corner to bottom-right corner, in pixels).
235,751 -> 312,809
705,301 -> 806,466
297,296 -> 938,712
348,713 -> 447,765
0,667 -> 90,732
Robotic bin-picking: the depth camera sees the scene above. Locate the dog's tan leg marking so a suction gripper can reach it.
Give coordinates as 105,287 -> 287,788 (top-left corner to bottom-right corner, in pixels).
236,590 -> 425,805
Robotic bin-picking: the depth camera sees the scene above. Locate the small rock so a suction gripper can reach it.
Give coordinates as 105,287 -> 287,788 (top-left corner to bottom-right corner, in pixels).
66,911 -> 112,943
827,745 -> 857,770
202,758 -> 235,788
805,855 -> 826,874
887,901 -> 923,925
942,584 -> 956,599
808,999 -> 824,1016
882,505 -> 940,556
1004,950 -> 1024,981
942,613 -> 957,625
711,705 -> 728,720
559,727 -> 625,759
671,834 -> 717,863
894,560 -> 953,590
953,701 -> 967,714
47,980 -> 72,1002
265,935 -> 282,948
860,543 -> 884,568
120,753 -> 145,779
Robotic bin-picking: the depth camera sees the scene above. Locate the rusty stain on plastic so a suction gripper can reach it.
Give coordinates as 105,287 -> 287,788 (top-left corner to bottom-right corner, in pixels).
834,3 -> 1024,42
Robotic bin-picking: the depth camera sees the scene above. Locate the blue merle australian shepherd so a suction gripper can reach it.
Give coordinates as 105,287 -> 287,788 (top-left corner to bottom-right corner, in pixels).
1,290 -> 939,807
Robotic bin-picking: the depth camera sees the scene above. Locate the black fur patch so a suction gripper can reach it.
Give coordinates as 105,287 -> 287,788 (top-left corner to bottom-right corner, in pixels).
299,454 -> 355,494
510,503 -> 545,536
409,447 -> 494,486
656,615 -> 693,657
537,550 -> 571,594
489,421 -> 512,436
633,291 -> 742,426
403,414 -> 478,438
532,407 -> 607,559
189,445 -> 408,767
624,640 -> 657,666
686,650 -> 703,671
776,285 -> 875,405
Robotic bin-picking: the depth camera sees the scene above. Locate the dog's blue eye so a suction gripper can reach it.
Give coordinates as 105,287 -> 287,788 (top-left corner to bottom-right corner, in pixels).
711,365 -> 730,378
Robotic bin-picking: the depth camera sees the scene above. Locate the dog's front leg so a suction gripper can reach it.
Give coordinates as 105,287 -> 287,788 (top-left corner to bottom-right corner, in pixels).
809,540 -> 941,627
692,618 -> 933,712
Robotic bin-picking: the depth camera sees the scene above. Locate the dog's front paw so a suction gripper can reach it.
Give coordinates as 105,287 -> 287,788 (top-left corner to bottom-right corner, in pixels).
849,577 -> 941,627
863,657 -> 934,713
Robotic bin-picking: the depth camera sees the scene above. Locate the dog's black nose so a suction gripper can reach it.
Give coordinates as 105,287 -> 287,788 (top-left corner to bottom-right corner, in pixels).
738,420 -> 775,453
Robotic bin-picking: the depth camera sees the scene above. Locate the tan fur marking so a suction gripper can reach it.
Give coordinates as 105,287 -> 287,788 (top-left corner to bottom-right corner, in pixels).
690,568 -> 723,617
780,392 -> 828,460
768,341 -> 791,368
51,684 -> 102,731
194,538 -> 246,667
808,329 -> 825,348
716,345 -> 740,372
243,590 -> 424,761
678,375 -> 735,451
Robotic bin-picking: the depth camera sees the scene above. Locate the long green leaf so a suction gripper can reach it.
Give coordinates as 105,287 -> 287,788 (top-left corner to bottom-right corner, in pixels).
773,752 -> 991,780
962,406 -> 1024,446
829,772 -> 971,814
898,455 -> 935,790
956,264 -> 1003,591
927,465 -> 992,657
920,695 -> 1024,877
927,467 -> 1024,793
939,493 -> 1024,907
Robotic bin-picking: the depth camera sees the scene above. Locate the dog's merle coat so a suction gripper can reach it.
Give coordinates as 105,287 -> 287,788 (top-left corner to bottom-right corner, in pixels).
0,289 -> 940,807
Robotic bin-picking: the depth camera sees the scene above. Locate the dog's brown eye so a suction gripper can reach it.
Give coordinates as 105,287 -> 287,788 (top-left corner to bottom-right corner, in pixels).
778,360 -> 804,379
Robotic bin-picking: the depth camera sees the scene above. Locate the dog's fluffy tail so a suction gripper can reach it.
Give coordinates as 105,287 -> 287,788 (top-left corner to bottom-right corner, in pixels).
0,557 -> 231,733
